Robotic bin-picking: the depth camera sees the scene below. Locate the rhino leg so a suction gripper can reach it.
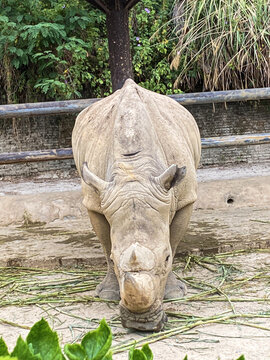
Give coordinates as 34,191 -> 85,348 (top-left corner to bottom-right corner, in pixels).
88,210 -> 120,301
164,204 -> 193,299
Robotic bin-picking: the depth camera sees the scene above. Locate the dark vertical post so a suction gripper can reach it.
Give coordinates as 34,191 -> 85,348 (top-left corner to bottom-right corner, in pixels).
106,2 -> 134,91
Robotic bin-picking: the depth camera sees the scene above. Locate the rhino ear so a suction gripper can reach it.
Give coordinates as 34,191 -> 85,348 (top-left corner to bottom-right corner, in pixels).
81,162 -> 109,192
156,164 -> 186,191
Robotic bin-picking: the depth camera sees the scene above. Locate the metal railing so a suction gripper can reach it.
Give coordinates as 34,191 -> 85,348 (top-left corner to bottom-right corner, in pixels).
0,88 -> 269,165
0,133 -> 269,165
0,87 -> 270,119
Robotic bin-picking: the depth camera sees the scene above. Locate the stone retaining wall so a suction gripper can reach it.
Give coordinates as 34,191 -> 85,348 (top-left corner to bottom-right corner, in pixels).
0,99 -> 269,177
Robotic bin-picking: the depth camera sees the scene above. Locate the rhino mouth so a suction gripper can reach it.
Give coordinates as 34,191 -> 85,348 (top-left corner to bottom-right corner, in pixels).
120,303 -> 167,331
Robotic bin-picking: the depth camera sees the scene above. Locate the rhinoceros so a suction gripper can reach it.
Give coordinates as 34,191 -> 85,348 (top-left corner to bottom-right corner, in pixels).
72,79 -> 201,331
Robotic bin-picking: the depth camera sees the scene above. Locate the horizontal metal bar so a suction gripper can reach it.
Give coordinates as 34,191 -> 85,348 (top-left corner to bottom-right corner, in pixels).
0,148 -> 73,165
0,133 -> 269,165
201,133 -> 270,149
0,99 -> 100,119
170,87 -> 270,105
0,87 -> 270,119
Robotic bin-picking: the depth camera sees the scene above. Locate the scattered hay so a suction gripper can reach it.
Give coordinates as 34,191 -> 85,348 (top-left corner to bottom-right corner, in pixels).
0,249 -> 269,353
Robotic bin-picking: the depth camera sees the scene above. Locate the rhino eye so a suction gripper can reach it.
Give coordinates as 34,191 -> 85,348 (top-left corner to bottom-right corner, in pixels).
165,255 -> 170,263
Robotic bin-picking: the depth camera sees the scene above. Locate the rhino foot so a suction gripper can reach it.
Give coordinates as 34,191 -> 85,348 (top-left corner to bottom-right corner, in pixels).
164,271 -> 187,300
96,270 -> 120,301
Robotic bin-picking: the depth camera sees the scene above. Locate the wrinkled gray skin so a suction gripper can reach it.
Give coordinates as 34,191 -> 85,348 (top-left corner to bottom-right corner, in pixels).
72,79 -> 201,331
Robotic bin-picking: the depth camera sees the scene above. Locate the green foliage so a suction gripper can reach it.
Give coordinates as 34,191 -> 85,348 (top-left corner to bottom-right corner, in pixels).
0,0 -> 109,102
11,336 -> 41,360
0,317 -> 247,360
26,319 -> 63,360
1,0 -> 267,102
0,0 -> 181,103
170,0 -> 270,91
0,338 -> 9,357
129,344 -> 153,360
130,0 -> 182,94
64,318 -> 112,360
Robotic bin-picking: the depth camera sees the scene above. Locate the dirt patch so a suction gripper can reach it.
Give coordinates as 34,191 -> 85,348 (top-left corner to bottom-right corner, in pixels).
0,171 -> 269,358
0,206 -> 269,270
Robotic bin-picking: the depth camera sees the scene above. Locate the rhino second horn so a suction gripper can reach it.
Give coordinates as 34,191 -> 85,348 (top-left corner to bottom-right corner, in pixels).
120,243 -> 155,272
121,272 -> 155,312
156,164 -> 186,190
130,249 -> 137,263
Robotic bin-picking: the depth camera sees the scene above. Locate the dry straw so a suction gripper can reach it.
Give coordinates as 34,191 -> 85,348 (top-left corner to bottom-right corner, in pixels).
0,249 -> 269,353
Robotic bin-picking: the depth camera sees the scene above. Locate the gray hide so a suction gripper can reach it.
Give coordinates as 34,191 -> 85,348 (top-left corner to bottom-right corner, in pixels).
72,79 -> 201,331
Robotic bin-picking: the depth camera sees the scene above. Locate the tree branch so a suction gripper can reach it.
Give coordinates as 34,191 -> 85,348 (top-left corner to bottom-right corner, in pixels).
85,0 -> 111,14
124,0 -> 141,10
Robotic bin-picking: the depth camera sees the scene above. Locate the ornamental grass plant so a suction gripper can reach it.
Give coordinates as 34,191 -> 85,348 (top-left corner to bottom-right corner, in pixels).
169,0 -> 270,91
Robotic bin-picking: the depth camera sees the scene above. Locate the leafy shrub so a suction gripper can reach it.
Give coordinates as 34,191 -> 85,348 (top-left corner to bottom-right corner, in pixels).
0,0 -> 109,103
130,0 -> 182,94
0,0 -> 181,104
0,318 -> 246,360
0,319 -> 245,360
0,318 -> 153,360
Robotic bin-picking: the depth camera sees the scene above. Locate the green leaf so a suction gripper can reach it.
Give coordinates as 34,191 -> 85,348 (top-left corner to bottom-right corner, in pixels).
0,357 -> 18,360
129,344 -> 154,360
26,318 -> 63,360
101,351 -> 112,360
236,356 -> 245,360
64,344 -> 86,360
81,319 -> 112,360
0,338 -> 9,356
12,58 -> 20,69
16,15 -> 23,23
128,347 -> 134,360
182,356 -> 188,360
129,349 -> 147,360
141,345 -> 153,360
11,336 -> 41,360
0,16 -> 9,23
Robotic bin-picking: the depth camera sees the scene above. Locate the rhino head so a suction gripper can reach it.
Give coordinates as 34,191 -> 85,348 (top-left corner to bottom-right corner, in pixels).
82,162 -> 186,331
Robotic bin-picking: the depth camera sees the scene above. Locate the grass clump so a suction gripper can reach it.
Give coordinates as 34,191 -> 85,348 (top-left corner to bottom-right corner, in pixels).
170,0 -> 270,91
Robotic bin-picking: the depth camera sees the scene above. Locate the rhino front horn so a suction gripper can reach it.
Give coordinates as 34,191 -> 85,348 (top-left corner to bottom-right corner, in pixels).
121,272 -> 155,312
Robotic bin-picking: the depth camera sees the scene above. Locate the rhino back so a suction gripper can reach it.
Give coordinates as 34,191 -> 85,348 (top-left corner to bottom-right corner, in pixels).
72,79 -> 201,213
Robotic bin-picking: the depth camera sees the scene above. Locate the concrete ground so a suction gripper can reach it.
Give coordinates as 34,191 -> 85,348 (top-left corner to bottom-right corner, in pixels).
0,163 -> 269,266
0,163 -> 269,360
